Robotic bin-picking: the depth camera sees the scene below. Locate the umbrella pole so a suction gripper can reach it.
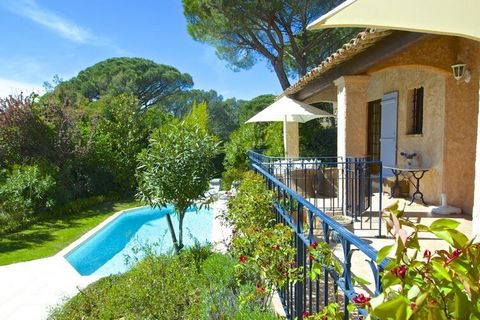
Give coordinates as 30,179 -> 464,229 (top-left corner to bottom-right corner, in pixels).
283,115 -> 288,157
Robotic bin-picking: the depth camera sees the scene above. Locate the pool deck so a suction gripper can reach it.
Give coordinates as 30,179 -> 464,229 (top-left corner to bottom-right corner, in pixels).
0,197 -> 232,320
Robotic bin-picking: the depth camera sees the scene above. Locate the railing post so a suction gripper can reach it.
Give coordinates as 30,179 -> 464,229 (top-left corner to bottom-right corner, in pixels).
296,201 -> 305,319
342,239 -> 352,320
322,221 -> 330,307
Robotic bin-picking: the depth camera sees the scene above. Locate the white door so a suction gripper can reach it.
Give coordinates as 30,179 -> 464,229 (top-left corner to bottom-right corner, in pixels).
380,92 -> 398,177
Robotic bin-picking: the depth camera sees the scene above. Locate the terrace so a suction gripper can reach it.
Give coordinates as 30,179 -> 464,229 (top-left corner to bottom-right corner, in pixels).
249,151 -> 472,319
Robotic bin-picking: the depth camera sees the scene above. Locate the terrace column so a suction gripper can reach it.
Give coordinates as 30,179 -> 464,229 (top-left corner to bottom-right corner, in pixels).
285,122 -> 299,157
472,81 -> 480,237
333,76 -> 370,159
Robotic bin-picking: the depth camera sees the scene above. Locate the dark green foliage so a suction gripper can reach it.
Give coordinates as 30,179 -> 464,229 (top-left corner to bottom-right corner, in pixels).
222,94 -> 283,189
92,94 -> 149,193
163,89 -> 241,141
183,0 -> 351,89
300,102 -> 337,157
237,94 -> 275,125
49,251 -> 279,319
0,164 -> 56,232
53,57 -> 193,109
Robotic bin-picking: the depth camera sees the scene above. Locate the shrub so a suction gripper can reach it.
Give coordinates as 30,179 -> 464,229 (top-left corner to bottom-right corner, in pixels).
225,171 -> 275,232
225,171 -> 300,311
136,118 -> 219,253
49,254 -> 201,320
0,164 -> 56,232
49,250 -> 279,319
365,203 -> 479,320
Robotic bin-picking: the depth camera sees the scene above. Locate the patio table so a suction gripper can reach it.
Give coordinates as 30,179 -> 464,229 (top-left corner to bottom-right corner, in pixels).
383,164 -> 430,205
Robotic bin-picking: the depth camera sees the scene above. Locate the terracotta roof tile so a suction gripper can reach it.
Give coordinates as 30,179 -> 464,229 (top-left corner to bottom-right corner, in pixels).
283,28 -> 392,97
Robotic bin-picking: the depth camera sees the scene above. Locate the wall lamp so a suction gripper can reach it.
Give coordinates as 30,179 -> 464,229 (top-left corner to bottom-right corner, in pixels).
451,63 -> 471,83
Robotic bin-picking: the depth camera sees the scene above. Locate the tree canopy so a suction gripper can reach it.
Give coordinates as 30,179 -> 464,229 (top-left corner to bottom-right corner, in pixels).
136,118 -> 219,253
53,57 -> 193,109
183,0 -> 354,90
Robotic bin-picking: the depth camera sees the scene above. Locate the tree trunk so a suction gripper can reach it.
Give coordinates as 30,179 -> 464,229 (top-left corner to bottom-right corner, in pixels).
165,213 -> 180,253
272,59 -> 291,90
178,211 -> 185,251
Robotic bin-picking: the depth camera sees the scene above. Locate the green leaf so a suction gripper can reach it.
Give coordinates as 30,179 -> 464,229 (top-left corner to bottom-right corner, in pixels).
453,283 -> 471,319
431,229 -> 468,248
353,275 -> 371,286
377,244 -> 394,264
430,219 -> 460,230
432,260 -> 452,281
371,295 -> 409,320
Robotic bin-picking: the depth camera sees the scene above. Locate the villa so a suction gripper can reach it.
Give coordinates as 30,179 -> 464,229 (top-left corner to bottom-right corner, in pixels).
248,1 -> 480,318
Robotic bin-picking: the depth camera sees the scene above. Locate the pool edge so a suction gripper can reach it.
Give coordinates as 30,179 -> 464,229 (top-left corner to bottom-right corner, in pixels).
56,206 -> 148,258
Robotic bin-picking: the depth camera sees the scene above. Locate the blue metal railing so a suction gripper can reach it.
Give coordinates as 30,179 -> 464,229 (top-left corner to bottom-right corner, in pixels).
248,151 -> 387,320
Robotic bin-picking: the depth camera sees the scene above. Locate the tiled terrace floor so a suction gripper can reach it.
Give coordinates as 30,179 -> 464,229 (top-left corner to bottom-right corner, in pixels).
311,194 -> 472,296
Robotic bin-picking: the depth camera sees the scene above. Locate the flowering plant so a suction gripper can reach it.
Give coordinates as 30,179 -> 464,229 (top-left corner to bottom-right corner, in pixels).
368,203 -> 480,319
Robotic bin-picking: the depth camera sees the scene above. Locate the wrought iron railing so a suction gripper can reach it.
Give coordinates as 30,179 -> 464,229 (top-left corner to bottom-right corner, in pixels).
248,152 -> 384,237
248,151 -> 387,320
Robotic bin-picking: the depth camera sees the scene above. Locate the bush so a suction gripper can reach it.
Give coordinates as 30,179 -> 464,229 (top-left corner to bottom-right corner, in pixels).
49,250 -> 279,319
0,164 -> 56,232
225,171 -> 275,232
225,171 -> 300,311
365,204 -> 480,320
49,254 -> 201,320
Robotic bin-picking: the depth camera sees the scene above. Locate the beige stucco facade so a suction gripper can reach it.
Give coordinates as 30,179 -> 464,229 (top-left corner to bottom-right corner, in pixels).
295,34 -> 480,216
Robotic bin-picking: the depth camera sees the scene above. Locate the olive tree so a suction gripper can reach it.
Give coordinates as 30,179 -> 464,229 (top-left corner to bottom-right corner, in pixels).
136,119 -> 219,253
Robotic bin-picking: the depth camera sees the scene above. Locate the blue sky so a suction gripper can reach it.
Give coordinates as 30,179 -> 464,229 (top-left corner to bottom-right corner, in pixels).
0,0 -> 282,100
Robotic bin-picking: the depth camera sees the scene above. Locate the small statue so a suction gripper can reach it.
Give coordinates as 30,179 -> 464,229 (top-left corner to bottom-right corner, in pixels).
400,152 -> 417,168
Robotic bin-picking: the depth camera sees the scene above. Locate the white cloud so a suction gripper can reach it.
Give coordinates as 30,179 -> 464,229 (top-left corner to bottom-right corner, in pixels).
2,0 -> 125,53
0,78 -> 43,98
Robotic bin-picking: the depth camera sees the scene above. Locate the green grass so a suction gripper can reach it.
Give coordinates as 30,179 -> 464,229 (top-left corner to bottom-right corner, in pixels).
0,199 -> 141,266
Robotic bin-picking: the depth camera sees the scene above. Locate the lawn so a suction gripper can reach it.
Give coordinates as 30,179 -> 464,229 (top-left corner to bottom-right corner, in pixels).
0,199 -> 140,266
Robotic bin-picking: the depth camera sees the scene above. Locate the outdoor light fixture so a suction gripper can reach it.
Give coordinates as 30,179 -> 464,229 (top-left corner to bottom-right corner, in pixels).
451,63 -> 471,83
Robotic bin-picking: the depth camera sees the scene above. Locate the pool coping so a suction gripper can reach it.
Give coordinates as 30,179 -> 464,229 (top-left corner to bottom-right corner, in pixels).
56,206 -> 147,258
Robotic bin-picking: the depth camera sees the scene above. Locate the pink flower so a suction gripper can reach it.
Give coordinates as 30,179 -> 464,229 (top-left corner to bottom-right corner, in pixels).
239,255 -> 246,264
391,265 -> 407,278
423,249 -> 432,261
310,242 -> 318,249
256,283 -> 265,293
445,249 -> 461,265
352,293 -> 371,305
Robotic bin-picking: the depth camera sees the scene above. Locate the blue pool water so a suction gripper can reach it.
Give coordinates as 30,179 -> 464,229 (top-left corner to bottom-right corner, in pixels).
65,205 -> 213,276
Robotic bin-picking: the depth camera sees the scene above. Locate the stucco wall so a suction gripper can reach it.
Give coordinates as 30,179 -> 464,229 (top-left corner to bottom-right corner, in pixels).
368,67 -> 446,205
296,35 -> 480,214
442,38 -> 480,213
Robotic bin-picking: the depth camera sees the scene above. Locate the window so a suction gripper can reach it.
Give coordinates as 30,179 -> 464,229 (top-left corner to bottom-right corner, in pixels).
368,100 -> 381,174
407,87 -> 424,135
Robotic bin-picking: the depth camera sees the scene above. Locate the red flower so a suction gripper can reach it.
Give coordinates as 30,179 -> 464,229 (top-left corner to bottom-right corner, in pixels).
239,255 -> 246,264
272,244 -> 280,250
302,311 -> 310,317
445,249 -> 461,265
391,265 -> 407,278
256,283 -> 265,293
310,242 -> 318,249
309,254 -> 315,261
423,249 -> 432,261
411,302 -> 417,311
352,293 -> 371,305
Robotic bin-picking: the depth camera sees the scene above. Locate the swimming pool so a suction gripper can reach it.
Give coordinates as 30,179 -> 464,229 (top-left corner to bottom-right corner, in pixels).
65,205 -> 213,276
